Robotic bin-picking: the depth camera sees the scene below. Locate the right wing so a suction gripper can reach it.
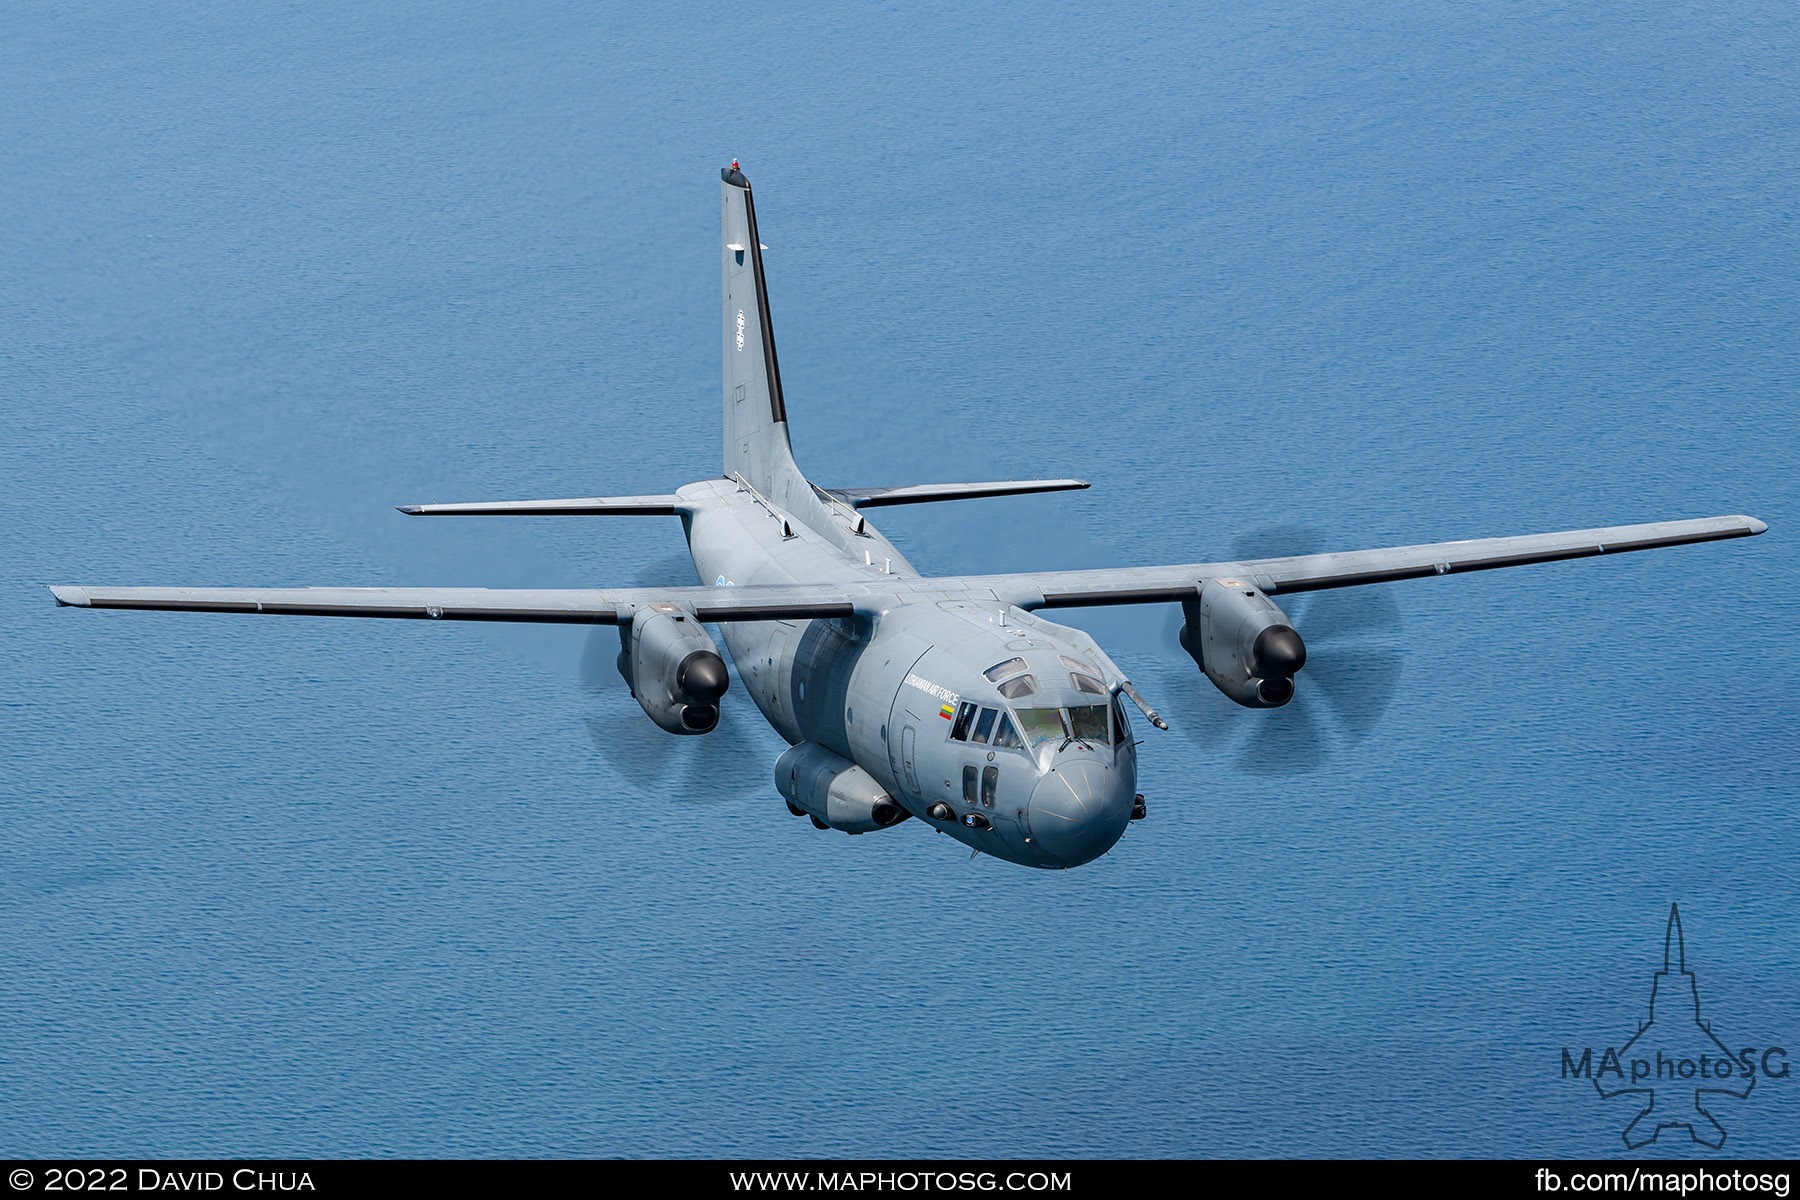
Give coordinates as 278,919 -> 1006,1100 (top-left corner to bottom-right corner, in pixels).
49,583 -> 856,624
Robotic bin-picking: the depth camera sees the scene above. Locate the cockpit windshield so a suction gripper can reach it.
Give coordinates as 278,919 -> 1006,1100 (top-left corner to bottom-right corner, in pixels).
1068,704 -> 1108,744
1013,707 -> 1067,750
1013,704 -> 1112,753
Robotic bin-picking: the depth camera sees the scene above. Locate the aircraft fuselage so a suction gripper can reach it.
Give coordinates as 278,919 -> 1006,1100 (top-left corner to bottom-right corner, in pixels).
682,478 -> 1137,868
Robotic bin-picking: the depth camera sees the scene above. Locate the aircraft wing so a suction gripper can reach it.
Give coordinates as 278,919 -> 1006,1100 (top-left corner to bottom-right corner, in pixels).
967,514 -> 1769,609
48,515 -> 1765,625
48,583 -> 856,624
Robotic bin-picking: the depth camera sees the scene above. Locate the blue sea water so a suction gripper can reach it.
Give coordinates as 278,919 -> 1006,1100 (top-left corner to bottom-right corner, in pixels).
2,1 -> 1795,1159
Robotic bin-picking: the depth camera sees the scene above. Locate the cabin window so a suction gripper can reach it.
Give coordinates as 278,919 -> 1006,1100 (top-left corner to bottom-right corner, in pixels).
983,657 -> 1027,682
981,765 -> 998,807
991,715 -> 1023,750
1069,704 -> 1109,745
962,764 -> 979,804
950,702 -> 977,741
1070,672 -> 1106,695
997,674 -> 1038,700
971,707 -> 997,745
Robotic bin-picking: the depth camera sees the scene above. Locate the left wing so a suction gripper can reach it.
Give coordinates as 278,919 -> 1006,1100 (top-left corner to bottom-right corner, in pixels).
967,514 -> 1768,609
396,493 -> 682,517
49,583 -> 856,624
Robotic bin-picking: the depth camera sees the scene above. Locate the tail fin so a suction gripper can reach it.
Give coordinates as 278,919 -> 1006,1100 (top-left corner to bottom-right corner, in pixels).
722,163 -> 805,495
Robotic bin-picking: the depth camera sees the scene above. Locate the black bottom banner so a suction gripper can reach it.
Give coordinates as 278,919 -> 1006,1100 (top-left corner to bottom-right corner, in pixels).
1,1161 -> 1795,1195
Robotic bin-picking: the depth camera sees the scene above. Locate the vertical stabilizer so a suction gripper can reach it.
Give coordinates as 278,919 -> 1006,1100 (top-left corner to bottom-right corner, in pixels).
722,163 -> 803,495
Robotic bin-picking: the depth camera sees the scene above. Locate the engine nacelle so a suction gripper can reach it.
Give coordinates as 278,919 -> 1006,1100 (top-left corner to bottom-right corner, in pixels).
1180,578 -> 1307,708
617,605 -> 730,735
773,741 -> 909,834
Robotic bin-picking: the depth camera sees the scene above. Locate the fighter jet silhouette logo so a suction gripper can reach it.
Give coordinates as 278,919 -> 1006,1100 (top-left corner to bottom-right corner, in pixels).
1596,905 -> 1755,1148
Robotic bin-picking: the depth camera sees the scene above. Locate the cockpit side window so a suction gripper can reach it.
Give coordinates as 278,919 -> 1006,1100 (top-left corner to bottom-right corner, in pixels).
950,702 -> 977,741
1111,697 -> 1131,745
992,715 -> 1023,750
971,707 -> 998,744
983,657 -> 1027,682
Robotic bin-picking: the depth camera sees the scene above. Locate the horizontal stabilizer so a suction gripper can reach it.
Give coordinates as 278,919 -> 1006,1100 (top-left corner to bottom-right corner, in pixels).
397,494 -> 682,517
826,479 -> 1089,509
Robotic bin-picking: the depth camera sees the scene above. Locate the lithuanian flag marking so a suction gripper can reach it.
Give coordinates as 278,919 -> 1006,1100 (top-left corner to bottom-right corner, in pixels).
939,702 -> 956,720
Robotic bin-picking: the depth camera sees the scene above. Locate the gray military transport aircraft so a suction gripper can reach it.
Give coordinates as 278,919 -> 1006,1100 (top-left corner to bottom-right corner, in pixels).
52,163 -> 1768,870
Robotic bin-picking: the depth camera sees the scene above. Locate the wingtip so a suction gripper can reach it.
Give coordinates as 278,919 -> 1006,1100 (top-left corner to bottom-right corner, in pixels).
1745,516 -> 1769,535
397,505 -> 423,516
49,585 -> 89,607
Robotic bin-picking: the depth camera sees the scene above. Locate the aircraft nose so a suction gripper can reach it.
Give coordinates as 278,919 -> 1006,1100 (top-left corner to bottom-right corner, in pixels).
1027,759 -> 1132,868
